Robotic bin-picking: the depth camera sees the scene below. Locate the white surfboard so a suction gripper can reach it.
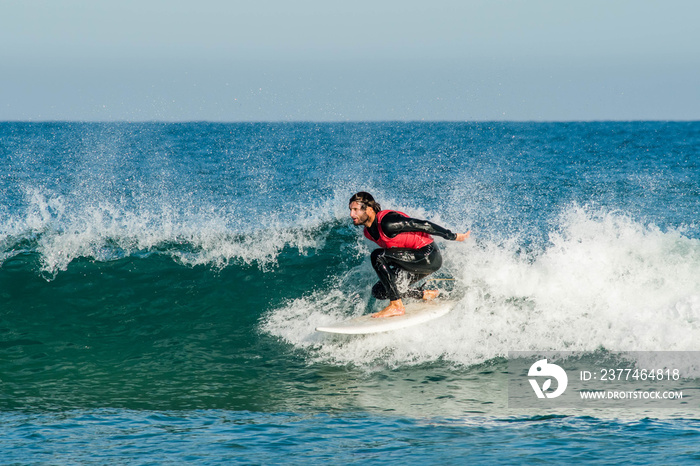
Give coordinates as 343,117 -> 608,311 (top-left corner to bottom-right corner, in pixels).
316,300 -> 455,335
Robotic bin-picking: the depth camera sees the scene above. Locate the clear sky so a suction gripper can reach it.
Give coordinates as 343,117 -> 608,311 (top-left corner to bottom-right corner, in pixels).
2,0 -> 699,121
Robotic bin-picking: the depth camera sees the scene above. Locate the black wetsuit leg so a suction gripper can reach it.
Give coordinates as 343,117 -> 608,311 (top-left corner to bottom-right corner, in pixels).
370,243 -> 442,301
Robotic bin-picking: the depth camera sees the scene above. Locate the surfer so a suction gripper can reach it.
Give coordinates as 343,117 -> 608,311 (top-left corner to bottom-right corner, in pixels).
349,192 -> 470,318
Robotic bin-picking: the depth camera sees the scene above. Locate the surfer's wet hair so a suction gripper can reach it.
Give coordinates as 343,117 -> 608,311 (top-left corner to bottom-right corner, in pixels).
349,192 -> 381,213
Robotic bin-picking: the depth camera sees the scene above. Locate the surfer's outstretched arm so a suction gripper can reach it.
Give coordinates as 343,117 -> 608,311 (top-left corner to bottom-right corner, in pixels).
380,212 -> 470,242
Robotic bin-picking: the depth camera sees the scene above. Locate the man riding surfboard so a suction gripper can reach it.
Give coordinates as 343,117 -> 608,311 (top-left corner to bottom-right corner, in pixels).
349,192 -> 471,318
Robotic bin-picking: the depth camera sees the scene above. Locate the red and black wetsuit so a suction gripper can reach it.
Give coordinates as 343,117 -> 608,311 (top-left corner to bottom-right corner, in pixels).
364,210 -> 458,301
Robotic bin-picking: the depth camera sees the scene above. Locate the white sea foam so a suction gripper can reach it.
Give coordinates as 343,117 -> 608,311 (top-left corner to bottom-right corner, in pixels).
263,206 -> 700,371
0,188 -> 335,276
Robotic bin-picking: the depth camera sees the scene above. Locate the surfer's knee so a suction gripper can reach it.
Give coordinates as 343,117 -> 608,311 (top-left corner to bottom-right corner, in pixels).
371,282 -> 389,300
426,246 -> 443,269
370,248 -> 390,272
370,248 -> 384,264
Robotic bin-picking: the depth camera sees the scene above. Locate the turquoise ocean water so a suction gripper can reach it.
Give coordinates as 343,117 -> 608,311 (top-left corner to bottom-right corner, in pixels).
1,122 -> 699,463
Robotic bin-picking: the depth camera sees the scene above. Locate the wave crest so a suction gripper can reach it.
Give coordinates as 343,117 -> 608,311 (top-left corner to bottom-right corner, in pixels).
0,188 -> 339,276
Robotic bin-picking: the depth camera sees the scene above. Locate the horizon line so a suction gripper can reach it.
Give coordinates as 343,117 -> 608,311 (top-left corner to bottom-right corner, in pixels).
2,118 -> 699,124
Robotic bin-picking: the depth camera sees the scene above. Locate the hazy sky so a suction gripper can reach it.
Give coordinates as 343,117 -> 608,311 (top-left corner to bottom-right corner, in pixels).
2,0 -> 699,121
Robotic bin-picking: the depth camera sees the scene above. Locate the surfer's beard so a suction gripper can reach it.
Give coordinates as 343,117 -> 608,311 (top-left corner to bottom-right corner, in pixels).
352,212 -> 369,226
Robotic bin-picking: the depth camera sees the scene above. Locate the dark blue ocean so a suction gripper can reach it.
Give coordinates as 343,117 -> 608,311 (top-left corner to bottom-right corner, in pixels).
1,122 -> 699,463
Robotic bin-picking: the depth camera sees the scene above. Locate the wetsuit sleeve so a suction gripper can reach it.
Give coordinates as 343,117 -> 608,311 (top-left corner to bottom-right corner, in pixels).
380,211 -> 458,240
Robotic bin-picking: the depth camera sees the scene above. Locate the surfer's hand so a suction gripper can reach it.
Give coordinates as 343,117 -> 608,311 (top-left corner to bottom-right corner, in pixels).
455,231 -> 471,242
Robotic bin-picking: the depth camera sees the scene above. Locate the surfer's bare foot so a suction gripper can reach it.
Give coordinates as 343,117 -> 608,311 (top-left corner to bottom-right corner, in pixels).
422,289 -> 440,301
372,300 -> 405,318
